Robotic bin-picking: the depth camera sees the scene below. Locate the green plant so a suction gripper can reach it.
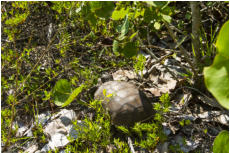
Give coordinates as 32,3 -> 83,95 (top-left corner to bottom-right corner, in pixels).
213,130 -> 229,153
113,138 -> 129,152
203,20 -> 229,152
153,93 -> 170,122
132,93 -> 170,150
132,122 -> 166,150
179,119 -> 191,127
1,108 -> 17,144
31,123 -> 47,144
69,99 -> 112,152
204,20 -> 229,109
2,2 -> 227,152
134,54 -> 146,77
115,93 -> 170,151
52,79 -> 85,107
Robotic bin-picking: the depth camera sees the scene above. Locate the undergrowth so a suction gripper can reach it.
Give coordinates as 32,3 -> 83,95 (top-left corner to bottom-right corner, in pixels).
63,93 -> 170,152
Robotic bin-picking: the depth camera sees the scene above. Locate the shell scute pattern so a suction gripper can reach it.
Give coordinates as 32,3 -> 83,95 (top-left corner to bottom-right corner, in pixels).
94,81 -> 154,126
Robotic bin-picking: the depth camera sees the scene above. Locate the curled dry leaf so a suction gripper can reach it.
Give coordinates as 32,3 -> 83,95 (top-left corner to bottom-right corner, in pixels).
112,69 -> 137,81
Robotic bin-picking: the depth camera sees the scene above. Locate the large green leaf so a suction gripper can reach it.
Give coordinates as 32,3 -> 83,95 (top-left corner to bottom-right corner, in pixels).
53,79 -> 72,106
120,41 -> 139,58
213,130 -> 229,153
61,84 -> 85,107
89,1 -> 115,19
216,21 -> 229,58
52,79 -> 85,107
204,21 -> 229,109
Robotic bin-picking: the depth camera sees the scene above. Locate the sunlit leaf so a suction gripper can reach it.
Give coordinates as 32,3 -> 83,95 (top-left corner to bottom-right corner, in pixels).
53,79 -> 72,106
162,14 -> 171,23
62,84 -> 85,107
112,8 -> 129,20
216,21 -> 229,57
213,130 -> 229,153
129,32 -> 138,40
204,21 -> 229,109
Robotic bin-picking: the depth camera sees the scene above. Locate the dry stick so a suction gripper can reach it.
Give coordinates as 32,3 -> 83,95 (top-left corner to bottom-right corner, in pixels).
141,45 -> 194,77
144,27 -> 179,81
138,36 -> 178,81
164,22 -> 197,78
146,46 -> 191,78
127,137 -> 135,153
144,52 -> 173,78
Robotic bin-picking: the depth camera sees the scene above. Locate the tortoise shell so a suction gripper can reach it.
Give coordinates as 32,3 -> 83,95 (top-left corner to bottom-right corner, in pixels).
94,81 -> 154,126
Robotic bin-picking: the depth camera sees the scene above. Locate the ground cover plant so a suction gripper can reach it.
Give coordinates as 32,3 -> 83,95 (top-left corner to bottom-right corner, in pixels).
1,1 -> 229,152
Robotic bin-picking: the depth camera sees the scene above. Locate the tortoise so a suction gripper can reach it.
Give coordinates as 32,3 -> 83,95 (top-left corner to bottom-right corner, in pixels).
94,81 -> 154,126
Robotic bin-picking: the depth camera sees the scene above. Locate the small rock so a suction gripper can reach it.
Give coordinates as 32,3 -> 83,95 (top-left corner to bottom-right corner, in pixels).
37,111 -> 51,126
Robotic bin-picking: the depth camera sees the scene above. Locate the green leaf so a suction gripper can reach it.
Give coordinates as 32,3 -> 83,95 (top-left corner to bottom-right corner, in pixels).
154,22 -> 161,30
112,8 -> 129,20
216,21 -> 229,57
204,21 -> 229,109
121,41 -> 139,58
118,15 -> 129,40
89,1 -> 101,11
53,79 -> 72,106
129,32 -> 138,40
117,126 -> 130,135
213,130 -> 229,153
134,9 -> 145,18
162,14 -> 171,23
87,13 -> 97,27
154,1 -> 169,9
116,25 -> 122,33
89,1 -> 115,19
61,84 -> 85,107
5,12 -> 29,26
144,8 -> 155,23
